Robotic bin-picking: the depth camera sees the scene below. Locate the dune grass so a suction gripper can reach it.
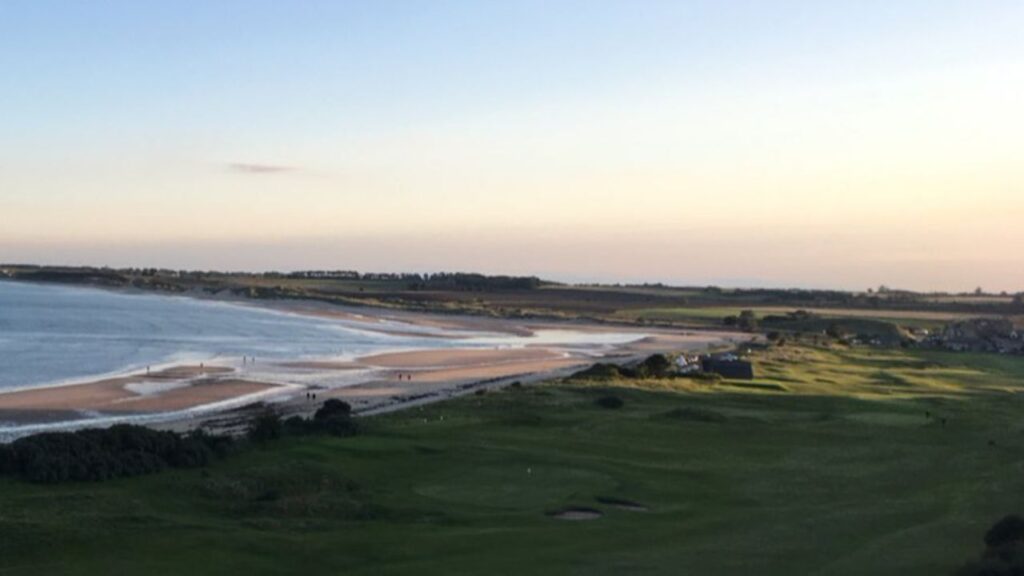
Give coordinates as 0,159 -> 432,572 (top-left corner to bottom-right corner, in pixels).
1,345 -> 1023,575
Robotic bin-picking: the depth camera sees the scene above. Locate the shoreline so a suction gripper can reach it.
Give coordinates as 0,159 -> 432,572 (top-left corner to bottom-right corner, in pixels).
0,283 -> 752,439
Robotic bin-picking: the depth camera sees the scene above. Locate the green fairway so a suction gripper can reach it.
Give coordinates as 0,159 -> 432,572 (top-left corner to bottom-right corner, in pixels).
2,345 -> 1023,575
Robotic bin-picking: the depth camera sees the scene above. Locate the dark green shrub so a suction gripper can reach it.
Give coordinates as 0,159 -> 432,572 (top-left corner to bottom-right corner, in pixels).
569,363 -> 622,381
635,354 -> 672,378
987,515 -> 1024,548
0,424 -> 233,483
314,399 -> 351,421
737,310 -> 759,331
317,415 -> 360,437
686,371 -> 723,383
283,416 -> 311,434
286,401 -> 361,437
247,411 -> 283,444
956,515 -> 1024,575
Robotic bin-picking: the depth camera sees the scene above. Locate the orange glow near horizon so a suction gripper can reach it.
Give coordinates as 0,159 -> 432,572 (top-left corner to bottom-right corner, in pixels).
1,2 -> 1021,291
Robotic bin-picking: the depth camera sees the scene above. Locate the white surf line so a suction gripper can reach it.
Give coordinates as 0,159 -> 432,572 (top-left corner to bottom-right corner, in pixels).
0,354 -> 226,397
0,382 -> 304,442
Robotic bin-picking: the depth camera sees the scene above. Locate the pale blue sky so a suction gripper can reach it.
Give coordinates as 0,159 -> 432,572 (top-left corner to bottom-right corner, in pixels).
1,1 -> 1022,290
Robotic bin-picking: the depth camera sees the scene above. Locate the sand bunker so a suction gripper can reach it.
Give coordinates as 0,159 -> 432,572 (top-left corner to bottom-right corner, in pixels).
547,507 -> 604,521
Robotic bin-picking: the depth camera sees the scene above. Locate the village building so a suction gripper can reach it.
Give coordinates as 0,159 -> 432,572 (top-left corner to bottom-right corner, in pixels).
700,354 -> 754,380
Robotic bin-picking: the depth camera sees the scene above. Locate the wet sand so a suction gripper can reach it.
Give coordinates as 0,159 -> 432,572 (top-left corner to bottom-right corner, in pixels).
0,301 -> 752,435
0,366 -> 280,427
358,347 -> 565,369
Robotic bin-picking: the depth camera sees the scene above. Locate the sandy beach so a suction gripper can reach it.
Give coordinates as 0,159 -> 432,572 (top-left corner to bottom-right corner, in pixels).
0,298 -> 751,436
0,365 -> 281,425
358,346 -> 565,368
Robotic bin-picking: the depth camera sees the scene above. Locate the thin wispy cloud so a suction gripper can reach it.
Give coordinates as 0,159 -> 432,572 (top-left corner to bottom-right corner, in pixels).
226,162 -> 296,175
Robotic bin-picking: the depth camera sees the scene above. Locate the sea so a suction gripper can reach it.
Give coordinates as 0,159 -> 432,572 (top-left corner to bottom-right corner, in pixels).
0,280 -> 641,392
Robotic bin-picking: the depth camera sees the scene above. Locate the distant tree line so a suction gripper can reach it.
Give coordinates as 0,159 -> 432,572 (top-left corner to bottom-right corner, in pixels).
5,265 -> 1020,315
407,273 -> 543,291
256,270 -> 544,290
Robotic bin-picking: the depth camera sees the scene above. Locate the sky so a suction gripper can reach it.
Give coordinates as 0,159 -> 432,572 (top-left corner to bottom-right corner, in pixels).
1,1 -> 1021,292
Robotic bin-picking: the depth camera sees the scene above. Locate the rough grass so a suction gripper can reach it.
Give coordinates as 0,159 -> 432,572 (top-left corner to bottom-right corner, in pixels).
623,306 -> 956,329
1,345 -> 1023,575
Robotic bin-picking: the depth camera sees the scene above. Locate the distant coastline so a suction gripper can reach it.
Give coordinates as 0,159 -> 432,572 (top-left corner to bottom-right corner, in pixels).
0,279 -> 748,438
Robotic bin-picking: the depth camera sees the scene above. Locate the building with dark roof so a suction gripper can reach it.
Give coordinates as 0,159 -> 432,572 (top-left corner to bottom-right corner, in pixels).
700,356 -> 754,380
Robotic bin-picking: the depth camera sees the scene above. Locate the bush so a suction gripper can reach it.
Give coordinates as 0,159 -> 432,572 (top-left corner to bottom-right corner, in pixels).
247,411 -> 283,444
0,424 -> 233,484
635,354 -> 672,379
283,416 -> 309,434
737,310 -> 759,332
570,357 -> 672,381
314,399 -> 352,421
569,363 -> 622,381
316,415 -> 360,437
987,515 -> 1024,548
685,371 -> 723,383
956,515 -> 1024,575
595,395 -> 624,409
285,401 -> 361,438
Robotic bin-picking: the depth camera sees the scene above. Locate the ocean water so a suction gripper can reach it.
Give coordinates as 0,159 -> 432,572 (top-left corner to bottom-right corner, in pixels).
0,281 -> 644,392
0,281 -> 468,391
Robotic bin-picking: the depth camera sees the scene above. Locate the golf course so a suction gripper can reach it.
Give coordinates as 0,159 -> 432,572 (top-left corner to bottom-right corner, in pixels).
2,343 -> 1021,575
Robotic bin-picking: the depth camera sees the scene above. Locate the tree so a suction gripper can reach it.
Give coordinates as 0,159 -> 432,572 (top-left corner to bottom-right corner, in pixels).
826,323 -> 843,339
635,354 -> 672,378
737,310 -> 758,332
314,399 -> 352,421
309,399 -> 360,437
